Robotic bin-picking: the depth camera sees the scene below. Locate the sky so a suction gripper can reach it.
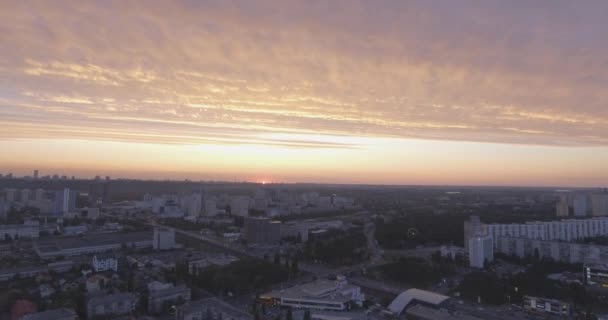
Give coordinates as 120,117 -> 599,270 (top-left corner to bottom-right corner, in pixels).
1,1 -> 608,187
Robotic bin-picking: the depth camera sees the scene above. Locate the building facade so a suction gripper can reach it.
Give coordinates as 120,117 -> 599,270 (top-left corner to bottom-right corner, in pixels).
496,237 -> 608,264
243,217 -> 281,245
464,216 -> 608,248
153,227 -> 176,250
468,235 -> 493,268
86,292 -> 137,319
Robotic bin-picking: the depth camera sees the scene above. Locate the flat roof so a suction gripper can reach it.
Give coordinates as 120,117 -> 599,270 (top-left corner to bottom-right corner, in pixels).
37,231 -> 151,251
263,280 -> 358,303
406,305 -> 482,320
22,308 -> 77,320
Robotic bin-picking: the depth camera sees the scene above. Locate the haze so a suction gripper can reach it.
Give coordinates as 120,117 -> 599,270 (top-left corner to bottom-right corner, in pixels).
1,1 -> 608,187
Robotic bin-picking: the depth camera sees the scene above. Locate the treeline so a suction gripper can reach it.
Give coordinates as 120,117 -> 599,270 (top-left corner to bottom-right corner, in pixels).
301,229 -> 367,265
167,258 -> 289,297
458,259 -> 593,308
375,213 -> 468,248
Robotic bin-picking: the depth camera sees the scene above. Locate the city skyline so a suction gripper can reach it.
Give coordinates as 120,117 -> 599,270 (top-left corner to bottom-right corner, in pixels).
2,1 -> 608,187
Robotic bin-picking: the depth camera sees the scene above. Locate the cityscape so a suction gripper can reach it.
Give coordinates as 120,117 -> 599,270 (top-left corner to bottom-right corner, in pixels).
1,1 -> 608,320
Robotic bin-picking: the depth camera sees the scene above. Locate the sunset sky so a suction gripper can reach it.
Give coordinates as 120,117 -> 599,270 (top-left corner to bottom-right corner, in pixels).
1,1 -> 608,186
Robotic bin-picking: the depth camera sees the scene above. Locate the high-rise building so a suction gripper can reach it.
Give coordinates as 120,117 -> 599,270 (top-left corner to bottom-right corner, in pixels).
20,189 -> 31,203
573,194 -> 588,216
230,196 -> 250,216
463,216 -> 482,250
33,170 -> 39,179
53,188 -> 77,215
5,189 -> 17,203
153,227 -> 176,250
591,194 -> 608,217
556,198 -> 570,217
204,199 -> 217,216
244,217 -> 281,244
468,235 -> 494,268
34,189 -> 46,202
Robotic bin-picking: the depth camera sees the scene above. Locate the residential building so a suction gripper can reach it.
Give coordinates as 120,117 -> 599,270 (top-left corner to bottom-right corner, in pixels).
21,189 -> 31,203
468,235 -> 493,268
53,188 -> 77,216
556,198 -> 569,217
496,237 -> 608,264
148,283 -> 191,314
5,189 -> 17,203
86,292 -> 137,319
583,263 -> 608,288
204,199 -> 218,216
464,216 -> 608,247
0,220 -> 40,239
21,308 -> 77,320
592,194 -> 608,217
244,217 -> 281,245
230,196 -> 250,216
176,297 -> 253,320
260,277 -> 365,311
92,253 -> 118,272
523,296 -> 570,316
34,189 -> 46,202
153,227 -> 176,250
573,194 -> 588,216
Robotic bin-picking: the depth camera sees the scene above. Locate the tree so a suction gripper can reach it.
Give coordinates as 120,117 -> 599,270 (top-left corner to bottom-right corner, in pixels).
274,253 -> 281,265
290,257 -> 299,275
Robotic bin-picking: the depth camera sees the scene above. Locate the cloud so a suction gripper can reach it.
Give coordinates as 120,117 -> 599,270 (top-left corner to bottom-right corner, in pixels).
0,0 -> 607,147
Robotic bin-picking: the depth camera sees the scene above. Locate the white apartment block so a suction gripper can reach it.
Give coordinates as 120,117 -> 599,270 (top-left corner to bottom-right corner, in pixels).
153,227 -> 176,250
92,254 -> 118,272
466,217 -> 608,248
468,235 -> 494,268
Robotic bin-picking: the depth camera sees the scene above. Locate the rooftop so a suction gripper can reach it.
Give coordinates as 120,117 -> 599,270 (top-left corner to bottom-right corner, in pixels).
263,279 -> 358,303
87,292 -> 137,306
406,305 -> 482,320
388,288 -> 450,314
21,308 -> 77,320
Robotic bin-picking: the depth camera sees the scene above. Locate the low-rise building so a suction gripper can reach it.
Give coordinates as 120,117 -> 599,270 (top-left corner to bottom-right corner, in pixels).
523,295 -> 570,316
584,263 -> 608,288
260,277 -> 365,311
92,253 -> 118,272
21,308 -> 78,320
0,260 -> 73,282
86,292 -> 137,319
0,220 -> 40,239
62,225 -> 88,236
148,283 -> 191,314
34,231 -> 152,258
